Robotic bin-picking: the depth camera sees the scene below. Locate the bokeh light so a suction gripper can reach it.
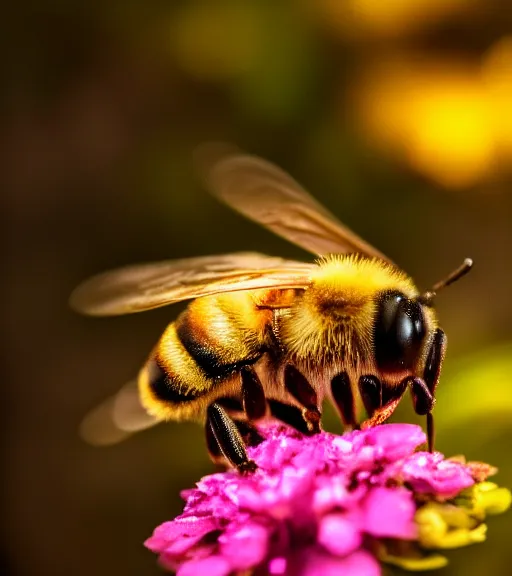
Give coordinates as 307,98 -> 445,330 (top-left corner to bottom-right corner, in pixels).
482,36 -> 512,159
353,49 -> 512,189
317,0 -> 474,38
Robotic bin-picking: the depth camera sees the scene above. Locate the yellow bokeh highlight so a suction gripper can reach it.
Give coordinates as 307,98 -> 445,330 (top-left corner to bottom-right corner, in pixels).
318,0 -> 472,38
481,36 -> 512,157
405,74 -> 495,189
354,41 -> 512,188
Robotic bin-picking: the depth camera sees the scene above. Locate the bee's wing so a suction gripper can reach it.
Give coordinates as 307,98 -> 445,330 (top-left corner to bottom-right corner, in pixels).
80,380 -> 162,446
198,144 -> 390,261
70,251 -> 313,316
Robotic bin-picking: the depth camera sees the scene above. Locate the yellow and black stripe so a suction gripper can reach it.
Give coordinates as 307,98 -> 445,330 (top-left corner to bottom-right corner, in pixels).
138,292 -> 273,421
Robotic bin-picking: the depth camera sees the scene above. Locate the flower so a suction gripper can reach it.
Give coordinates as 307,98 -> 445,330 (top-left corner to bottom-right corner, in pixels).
145,424 -> 510,575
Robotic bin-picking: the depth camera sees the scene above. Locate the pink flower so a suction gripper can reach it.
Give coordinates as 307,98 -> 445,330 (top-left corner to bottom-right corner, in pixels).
145,424 -> 504,575
393,451 -> 476,499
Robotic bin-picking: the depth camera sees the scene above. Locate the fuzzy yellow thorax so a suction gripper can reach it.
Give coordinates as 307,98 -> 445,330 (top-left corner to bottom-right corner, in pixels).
279,255 -> 418,364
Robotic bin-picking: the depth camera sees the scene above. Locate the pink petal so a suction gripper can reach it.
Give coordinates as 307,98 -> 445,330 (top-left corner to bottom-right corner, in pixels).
358,424 -> 426,461
313,478 -> 367,515
269,557 -> 287,574
219,521 -> 269,570
363,487 -> 416,539
250,427 -> 304,470
299,549 -> 381,576
317,514 -> 362,556
158,543 -> 217,571
144,516 -> 219,551
401,452 -> 474,497
176,555 -> 231,576
162,534 -> 211,556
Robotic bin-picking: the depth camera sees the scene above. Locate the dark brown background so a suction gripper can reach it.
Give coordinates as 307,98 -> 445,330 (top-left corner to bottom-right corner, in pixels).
4,2 -> 512,575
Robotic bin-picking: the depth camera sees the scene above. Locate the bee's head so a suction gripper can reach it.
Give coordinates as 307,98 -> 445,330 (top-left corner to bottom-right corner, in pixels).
373,258 -> 473,374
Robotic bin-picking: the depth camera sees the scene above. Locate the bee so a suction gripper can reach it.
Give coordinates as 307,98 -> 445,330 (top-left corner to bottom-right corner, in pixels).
72,145 -> 472,472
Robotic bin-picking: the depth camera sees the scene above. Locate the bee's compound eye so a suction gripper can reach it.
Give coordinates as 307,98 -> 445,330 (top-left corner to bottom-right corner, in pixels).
374,291 -> 426,372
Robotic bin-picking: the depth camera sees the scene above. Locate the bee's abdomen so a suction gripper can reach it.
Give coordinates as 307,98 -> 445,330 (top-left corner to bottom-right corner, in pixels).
139,293 -> 271,421
138,322 -> 215,420
175,293 -> 269,379
145,355 -> 201,404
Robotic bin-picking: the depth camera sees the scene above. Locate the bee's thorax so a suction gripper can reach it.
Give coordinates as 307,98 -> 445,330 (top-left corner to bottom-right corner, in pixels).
274,254 -> 418,368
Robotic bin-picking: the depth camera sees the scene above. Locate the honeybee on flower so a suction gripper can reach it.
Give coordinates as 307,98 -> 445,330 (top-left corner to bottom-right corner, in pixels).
72,144 -> 472,471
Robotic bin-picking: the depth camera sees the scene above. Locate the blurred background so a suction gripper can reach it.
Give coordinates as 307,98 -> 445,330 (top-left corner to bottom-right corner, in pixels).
4,1 -> 512,574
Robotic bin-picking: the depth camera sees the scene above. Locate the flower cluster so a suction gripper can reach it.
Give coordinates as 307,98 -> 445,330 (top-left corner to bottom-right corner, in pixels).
145,424 -> 510,576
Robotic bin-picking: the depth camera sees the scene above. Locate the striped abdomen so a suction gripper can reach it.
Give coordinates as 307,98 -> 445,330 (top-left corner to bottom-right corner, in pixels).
138,291 -> 273,421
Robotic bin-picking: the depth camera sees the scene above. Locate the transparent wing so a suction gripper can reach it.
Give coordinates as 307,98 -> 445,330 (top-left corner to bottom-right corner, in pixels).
197,143 -> 391,261
70,252 -> 313,316
80,380 -> 161,446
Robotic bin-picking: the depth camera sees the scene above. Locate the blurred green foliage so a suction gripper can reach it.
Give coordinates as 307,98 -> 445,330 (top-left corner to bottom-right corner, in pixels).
4,1 -> 512,575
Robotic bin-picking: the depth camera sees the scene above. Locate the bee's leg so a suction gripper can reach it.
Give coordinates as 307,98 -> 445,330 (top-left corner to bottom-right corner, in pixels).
205,416 -> 263,468
409,377 -> 435,451
423,329 -> 447,397
358,376 -> 407,428
241,366 -> 268,421
358,375 -> 382,419
268,400 -> 318,435
409,377 -> 434,416
233,419 -> 265,447
410,329 -> 447,452
243,365 -> 322,435
205,416 -> 225,465
206,402 -> 257,473
412,328 -> 447,452
284,365 -> 321,433
331,372 -> 358,430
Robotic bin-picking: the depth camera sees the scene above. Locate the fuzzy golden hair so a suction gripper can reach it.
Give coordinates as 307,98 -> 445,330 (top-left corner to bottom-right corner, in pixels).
278,254 -> 419,367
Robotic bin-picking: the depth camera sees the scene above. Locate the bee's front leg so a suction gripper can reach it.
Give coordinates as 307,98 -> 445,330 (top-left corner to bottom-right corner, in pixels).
410,328 -> 447,453
358,376 -> 407,429
284,364 -> 322,433
423,329 -> 447,397
206,403 -> 257,473
409,376 -> 435,453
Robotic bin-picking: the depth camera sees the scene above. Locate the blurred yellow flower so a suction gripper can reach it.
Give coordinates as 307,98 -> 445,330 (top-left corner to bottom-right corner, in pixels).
379,550 -> 449,571
456,482 -> 512,518
353,43 -> 512,188
416,502 -> 487,549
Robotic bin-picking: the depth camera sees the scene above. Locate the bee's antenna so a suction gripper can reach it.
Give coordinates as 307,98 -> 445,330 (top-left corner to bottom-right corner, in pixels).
418,258 -> 473,307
